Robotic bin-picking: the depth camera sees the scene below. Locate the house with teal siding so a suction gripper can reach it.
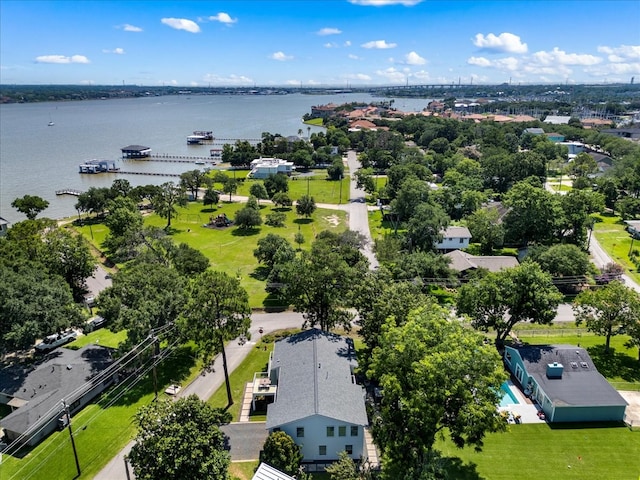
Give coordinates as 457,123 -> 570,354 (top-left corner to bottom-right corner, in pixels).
504,344 -> 627,423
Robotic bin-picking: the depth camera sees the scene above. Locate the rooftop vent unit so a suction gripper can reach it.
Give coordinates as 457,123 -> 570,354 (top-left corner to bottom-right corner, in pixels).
546,362 -> 564,379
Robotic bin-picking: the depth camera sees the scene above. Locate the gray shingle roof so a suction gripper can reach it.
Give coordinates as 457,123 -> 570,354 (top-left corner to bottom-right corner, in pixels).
513,345 -> 627,408
0,345 -> 114,436
445,250 -> 519,273
266,329 -> 367,429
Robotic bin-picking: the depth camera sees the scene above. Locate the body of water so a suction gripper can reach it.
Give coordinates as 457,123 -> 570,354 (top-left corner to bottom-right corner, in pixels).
0,93 -> 430,223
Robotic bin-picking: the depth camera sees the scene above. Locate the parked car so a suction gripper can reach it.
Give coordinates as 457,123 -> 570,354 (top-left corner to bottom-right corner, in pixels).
35,330 -> 77,351
85,315 -> 106,331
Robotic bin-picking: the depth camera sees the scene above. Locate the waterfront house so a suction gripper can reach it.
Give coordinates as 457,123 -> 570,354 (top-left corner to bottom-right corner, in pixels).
265,330 -> 368,467
248,158 -> 294,179
503,344 -> 627,423
121,145 -> 151,159
545,132 -> 565,142
0,345 -> 115,446
435,226 -> 472,252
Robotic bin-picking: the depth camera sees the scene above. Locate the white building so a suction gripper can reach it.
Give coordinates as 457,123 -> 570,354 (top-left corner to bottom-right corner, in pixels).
249,158 -> 294,179
435,226 -> 472,252
265,330 -> 368,468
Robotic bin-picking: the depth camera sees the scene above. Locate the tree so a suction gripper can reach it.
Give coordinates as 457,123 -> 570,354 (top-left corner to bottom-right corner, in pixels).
264,173 -> 289,198
75,187 -> 111,216
368,307 -> 507,476
560,189 -> 604,247
153,181 -> 188,228
503,179 -> 565,245
325,451 -> 374,480
265,212 -> 287,227
234,206 -> 262,229
249,182 -> 269,204
404,202 -> 449,252
170,243 -> 210,277
103,197 -> 145,262
110,178 -> 132,198
294,231 -> 305,250
180,169 -> 206,200
128,395 -> 231,480
457,262 -> 562,343
253,234 -> 295,269
223,177 -> 239,202
42,227 -> 96,298
203,187 -> 220,208
260,431 -> 303,477
11,195 -> 49,220
327,157 -> 345,180
568,152 -> 598,178
296,195 -> 316,218
573,281 -> 640,353
281,232 -> 367,331
466,206 -> 505,254
98,261 -> 186,346
272,192 -> 292,208
180,270 -> 251,406
526,243 -> 592,278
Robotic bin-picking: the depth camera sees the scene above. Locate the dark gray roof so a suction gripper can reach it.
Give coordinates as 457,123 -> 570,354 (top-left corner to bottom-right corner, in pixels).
120,145 -> 150,151
513,345 -> 627,408
0,345 -> 113,435
266,329 -> 367,429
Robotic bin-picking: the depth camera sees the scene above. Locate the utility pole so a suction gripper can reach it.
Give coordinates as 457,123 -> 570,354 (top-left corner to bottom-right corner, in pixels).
152,335 -> 159,400
62,400 -> 81,477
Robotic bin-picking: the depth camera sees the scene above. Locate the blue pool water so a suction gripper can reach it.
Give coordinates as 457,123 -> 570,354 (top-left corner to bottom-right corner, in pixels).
499,382 -> 521,407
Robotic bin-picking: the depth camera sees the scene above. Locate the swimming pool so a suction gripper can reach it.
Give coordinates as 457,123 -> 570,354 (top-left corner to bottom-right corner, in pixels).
499,382 -> 521,407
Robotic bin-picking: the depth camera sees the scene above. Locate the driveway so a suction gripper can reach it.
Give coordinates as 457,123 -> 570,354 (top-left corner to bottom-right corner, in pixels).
221,422 -> 268,461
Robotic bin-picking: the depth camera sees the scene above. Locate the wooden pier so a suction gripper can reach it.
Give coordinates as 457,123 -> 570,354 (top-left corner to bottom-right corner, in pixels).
124,154 -> 214,164
56,189 -> 84,196
116,171 -> 182,177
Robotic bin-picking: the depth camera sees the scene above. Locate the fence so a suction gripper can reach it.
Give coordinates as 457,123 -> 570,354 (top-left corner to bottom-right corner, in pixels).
514,328 -> 589,338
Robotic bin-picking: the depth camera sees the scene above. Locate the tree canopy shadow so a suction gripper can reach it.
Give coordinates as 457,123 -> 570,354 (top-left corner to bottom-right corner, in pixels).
293,218 -> 313,225
262,293 -> 288,312
271,207 -> 292,213
437,456 -> 483,480
586,344 -> 640,382
200,207 -> 218,213
250,265 -> 270,281
231,227 -> 261,237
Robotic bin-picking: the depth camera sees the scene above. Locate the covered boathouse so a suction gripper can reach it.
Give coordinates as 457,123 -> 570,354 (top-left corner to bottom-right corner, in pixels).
121,145 -> 151,159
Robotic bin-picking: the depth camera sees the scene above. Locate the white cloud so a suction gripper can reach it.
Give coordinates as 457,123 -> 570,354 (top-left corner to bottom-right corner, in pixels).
404,51 -> 426,65
361,40 -> 397,49
344,41 -> 352,47
473,32 -> 527,54
467,56 -> 491,67
161,18 -> 200,33
203,73 -> 253,85
411,70 -> 431,81
375,67 -> 408,82
597,44 -> 640,62
121,24 -> 142,32
103,48 -> 125,54
324,42 -> 339,48
532,47 -> 601,66
345,73 -> 372,81
208,12 -> 237,25
270,51 -> 293,61
317,27 -> 341,36
349,0 -> 424,6
35,54 -> 90,64
348,54 -> 361,60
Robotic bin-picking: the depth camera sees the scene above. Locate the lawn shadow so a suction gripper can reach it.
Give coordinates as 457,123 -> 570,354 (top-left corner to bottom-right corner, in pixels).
200,207 -> 218,213
262,293 -> 288,312
587,344 -> 640,382
250,265 -> 270,282
102,344 -> 197,408
438,456 -> 482,480
293,218 -> 313,225
231,227 -> 261,237
271,207 -> 292,213
547,420 -> 628,430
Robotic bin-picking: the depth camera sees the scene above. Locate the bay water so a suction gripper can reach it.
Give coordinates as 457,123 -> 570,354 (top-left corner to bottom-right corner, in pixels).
0,93 -> 430,224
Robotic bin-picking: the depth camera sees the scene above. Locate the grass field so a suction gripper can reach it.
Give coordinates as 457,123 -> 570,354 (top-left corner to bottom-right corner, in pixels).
77,200 -> 347,308
592,212 -> 640,285
234,174 -> 351,205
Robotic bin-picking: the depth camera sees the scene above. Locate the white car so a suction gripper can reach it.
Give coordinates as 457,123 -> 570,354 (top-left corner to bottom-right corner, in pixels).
85,315 -> 106,331
35,331 -> 77,351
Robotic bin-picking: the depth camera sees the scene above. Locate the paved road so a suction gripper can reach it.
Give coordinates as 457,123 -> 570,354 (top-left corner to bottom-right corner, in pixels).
94,312 -> 305,480
588,231 -> 640,293
345,150 -> 379,269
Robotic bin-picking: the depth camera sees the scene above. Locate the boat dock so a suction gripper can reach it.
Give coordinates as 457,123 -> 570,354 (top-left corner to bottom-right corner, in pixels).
116,171 -> 182,177
187,131 -> 214,145
123,154 -> 215,164
56,189 -> 84,196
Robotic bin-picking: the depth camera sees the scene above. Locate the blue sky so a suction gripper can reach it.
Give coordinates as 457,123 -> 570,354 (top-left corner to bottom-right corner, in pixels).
1,0 -> 639,86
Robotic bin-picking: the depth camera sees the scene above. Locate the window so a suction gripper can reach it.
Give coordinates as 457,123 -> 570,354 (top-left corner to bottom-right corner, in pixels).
345,445 -> 353,455
459,238 -> 464,243
319,445 -> 327,456
296,427 -> 304,438
338,426 -> 346,437
326,426 -> 335,437
350,426 -> 359,436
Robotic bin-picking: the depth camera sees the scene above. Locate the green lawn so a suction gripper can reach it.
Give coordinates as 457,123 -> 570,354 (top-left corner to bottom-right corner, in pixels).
435,423 -> 640,480
229,461 -> 259,480
592,212 -> 640,285
77,200 -> 347,309
235,174 -> 351,205
67,327 -> 128,349
0,344 -> 202,480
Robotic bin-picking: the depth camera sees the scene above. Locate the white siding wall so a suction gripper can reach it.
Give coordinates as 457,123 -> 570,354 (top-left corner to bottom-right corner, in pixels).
277,415 -> 365,462
436,236 -> 470,251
